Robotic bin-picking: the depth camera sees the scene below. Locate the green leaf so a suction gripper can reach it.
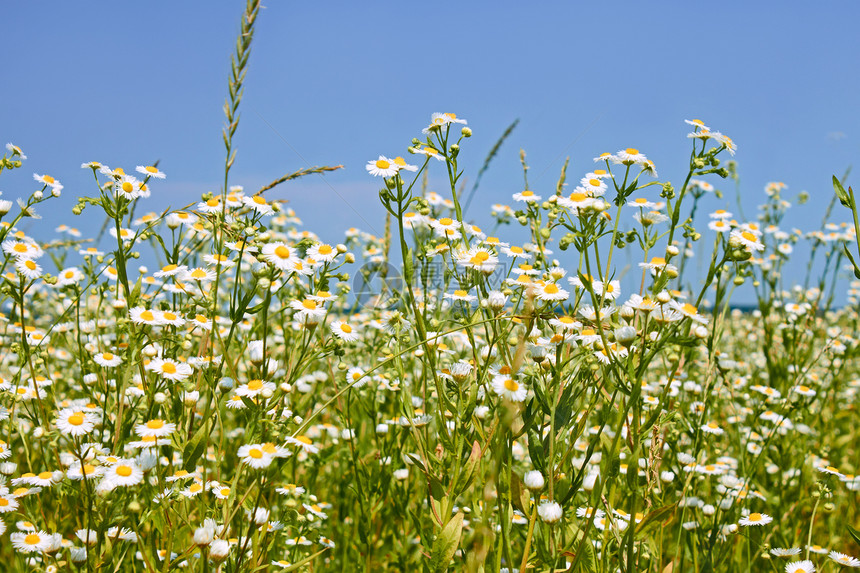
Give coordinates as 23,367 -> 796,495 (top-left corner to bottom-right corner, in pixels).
455,441 -> 481,497
842,244 -> 860,280
430,512 -> 464,572
636,502 -> 678,535
579,536 -> 598,573
833,175 -> 853,208
282,548 -> 328,571
848,524 -> 860,549
527,428 -> 546,474
404,247 -> 414,285
510,471 -> 531,516
182,420 -> 210,473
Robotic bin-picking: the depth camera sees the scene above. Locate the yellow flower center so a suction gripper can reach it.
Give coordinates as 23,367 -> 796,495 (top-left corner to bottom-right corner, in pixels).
569,192 -> 587,202
121,181 -> 134,193
249,448 -> 263,459
24,534 -> 40,545
748,513 -> 761,522
116,465 -> 133,477
13,244 -> 28,253
589,179 -> 601,186
503,379 -> 519,392
206,198 -> 219,206
42,175 -> 55,184
341,324 -> 352,333
682,303 -> 697,315
454,290 -> 468,297
140,310 -> 155,322
247,380 -> 263,391
162,363 -> 177,374
375,159 -> 390,169
163,312 -> 177,321
274,246 -> 291,258
544,284 -> 559,294
253,196 -> 266,205
262,443 -> 278,454
68,413 -> 85,426
318,244 -> 333,255
146,419 -> 165,430
741,231 -> 756,242
145,166 -> 158,173
302,299 -> 317,310
626,148 -> 639,155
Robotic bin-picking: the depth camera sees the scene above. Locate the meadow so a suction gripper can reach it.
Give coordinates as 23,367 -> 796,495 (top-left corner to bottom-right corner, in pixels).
0,1 -> 858,571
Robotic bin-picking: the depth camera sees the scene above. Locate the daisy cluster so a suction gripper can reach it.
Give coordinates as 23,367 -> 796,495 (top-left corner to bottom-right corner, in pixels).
0,111 -> 855,573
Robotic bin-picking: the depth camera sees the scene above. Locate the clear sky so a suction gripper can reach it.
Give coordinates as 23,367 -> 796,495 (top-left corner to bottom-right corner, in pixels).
3,1 -> 859,302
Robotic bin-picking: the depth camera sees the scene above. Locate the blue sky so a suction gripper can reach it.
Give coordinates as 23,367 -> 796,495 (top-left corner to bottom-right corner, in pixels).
2,1 -> 859,301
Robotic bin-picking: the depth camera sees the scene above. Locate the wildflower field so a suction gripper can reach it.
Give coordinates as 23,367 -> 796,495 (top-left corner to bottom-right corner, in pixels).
1,2 -> 859,572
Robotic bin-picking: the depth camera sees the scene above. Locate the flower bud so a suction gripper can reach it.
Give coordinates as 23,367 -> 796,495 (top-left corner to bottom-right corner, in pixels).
451,361 -> 473,383
193,525 -> 215,547
523,470 -> 545,491
209,539 -> 230,562
486,290 -> 507,311
615,326 -> 637,347
538,501 -> 563,523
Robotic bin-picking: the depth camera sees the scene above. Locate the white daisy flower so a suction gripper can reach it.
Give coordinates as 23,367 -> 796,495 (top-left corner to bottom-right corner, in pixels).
134,419 -> 176,438
239,444 -> 275,470
366,156 -> 399,177
491,375 -> 527,403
